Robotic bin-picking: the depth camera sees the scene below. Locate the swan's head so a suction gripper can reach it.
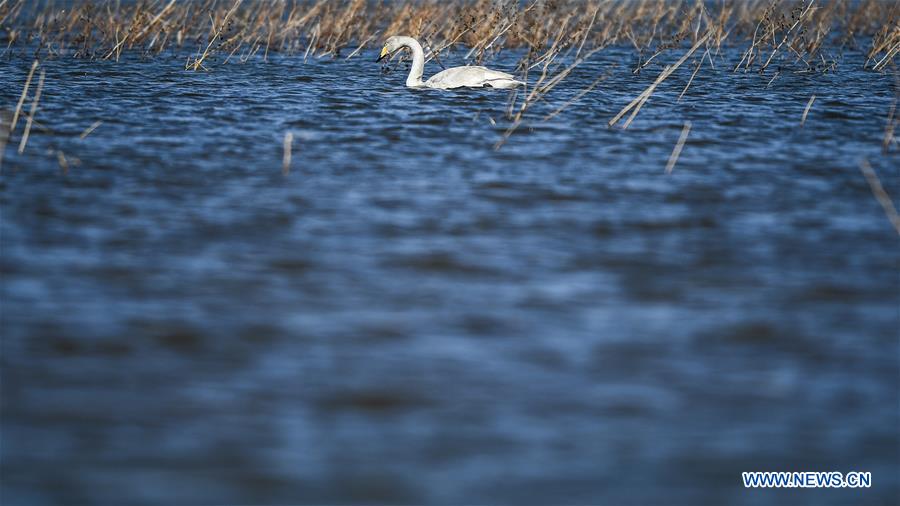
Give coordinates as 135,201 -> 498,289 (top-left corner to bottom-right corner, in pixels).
376,36 -> 406,62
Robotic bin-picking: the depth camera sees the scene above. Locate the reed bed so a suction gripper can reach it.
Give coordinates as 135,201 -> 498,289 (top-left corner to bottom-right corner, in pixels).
0,0 -> 896,71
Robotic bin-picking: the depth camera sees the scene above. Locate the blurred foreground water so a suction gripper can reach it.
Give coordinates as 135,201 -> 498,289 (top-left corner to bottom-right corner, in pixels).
1,46 -> 898,505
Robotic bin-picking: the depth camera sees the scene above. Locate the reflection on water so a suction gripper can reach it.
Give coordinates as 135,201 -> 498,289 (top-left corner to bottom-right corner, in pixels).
0,46 -> 898,505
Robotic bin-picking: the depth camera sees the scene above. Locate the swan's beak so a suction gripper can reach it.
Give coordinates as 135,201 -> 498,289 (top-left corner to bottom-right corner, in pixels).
376,47 -> 389,63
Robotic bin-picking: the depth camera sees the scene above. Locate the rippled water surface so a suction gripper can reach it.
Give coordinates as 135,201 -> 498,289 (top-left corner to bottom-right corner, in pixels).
1,46 -> 898,505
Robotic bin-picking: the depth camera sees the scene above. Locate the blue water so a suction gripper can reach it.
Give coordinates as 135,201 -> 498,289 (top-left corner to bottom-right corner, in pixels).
1,45 -> 898,505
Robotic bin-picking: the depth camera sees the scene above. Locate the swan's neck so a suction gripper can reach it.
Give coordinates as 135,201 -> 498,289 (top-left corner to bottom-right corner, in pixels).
399,37 -> 426,87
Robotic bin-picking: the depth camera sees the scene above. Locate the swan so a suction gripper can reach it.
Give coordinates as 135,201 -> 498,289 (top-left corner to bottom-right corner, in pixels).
376,36 -> 524,90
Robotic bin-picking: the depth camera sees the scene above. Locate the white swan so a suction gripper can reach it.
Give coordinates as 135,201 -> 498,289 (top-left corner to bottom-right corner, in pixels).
377,36 -> 524,90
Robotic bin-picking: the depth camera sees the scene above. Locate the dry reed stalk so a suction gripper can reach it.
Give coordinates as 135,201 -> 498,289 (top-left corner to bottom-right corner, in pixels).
105,0 -> 177,61
678,57 -> 703,102
666,121 -> 692,174
79,121 -> 103,140
610,31 -> 711,129
543,73 -> 609,121
186,0 -> 243,71
0,110 -> 10,171
494,9 -> 603,150
758,0 -> 816,74
801,95 -> 816,126
871,41 -> 899,72
884,101 -> 898,154
868,13 -> 900,71
304,23 -> 320,64
10,60 -> 38,133
346,35 -> 376,60
17,69 -> 44,155
282,131 -> 293,175
734,0 -> 828,74
858,160 -> 900,236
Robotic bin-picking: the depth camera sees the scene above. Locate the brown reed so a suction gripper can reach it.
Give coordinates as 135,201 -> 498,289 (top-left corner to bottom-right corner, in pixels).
17,68 -> 44,154
0,110 -> 10,171
283,131 -> 293,175
665,121 -> 692,174
79,121 -> 103,140
0,0 -> 894,73
801,95 -> 817,127
884,100 -> 898,153
10,60 -> 38,134
858,159 -> 900,236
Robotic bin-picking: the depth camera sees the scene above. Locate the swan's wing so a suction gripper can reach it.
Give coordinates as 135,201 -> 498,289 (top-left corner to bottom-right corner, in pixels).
425,66 -> 524,89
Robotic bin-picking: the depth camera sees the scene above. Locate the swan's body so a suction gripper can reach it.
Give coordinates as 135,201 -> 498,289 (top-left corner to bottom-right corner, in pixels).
378,36 -> 524,90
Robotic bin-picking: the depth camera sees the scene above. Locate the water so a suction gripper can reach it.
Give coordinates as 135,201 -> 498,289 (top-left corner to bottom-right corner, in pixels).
1,45 -> 898,505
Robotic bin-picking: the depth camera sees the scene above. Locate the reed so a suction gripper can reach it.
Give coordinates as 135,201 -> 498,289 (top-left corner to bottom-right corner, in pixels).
283,131 -> 294,175
0,1 -> 893,72
884,100 -> 898,153
0,110 -> 10,171
801,95 -> 817,127
79,121 -> 103,140
10,60 -> 38,134
17,68 -> 44,155
609,31 -> 711,129
186,0 -> 244,71
858,160 -> 900,236
665,121 -> 692,174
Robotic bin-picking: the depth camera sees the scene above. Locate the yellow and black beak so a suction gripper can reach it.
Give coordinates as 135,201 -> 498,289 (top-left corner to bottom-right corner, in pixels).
376,46 -> 389,63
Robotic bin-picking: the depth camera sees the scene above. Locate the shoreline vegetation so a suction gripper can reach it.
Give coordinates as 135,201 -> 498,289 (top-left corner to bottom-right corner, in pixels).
0,0 -> 896,72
